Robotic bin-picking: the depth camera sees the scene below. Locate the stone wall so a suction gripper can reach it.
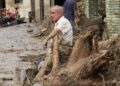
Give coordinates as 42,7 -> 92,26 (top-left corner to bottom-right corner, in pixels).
106,0 -> 120,36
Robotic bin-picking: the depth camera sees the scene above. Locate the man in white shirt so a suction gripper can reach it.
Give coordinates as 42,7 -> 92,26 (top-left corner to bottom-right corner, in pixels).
35,5 -> 73,81
44,6 -> 73,46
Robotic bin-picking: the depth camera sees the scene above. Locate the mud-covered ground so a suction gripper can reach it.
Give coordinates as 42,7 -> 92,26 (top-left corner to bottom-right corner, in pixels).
0,23 -> 45,86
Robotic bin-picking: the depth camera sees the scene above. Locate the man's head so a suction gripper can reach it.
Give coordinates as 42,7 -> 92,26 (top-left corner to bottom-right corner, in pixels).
50,6 -> 63,22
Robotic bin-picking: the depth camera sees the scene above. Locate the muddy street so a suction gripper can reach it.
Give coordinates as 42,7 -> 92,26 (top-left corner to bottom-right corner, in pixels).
0,24 -> 45,86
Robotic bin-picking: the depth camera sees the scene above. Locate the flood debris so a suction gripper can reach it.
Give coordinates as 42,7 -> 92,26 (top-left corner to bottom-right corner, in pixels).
25,14 -> 120,86
36,30 -> 119,86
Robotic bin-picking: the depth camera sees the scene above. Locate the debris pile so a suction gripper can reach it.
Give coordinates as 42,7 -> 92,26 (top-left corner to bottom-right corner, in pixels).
40,29 -> 120,86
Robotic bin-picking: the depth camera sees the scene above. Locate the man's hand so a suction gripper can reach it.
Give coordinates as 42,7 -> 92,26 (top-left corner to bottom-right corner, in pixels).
43,29 -> 60,49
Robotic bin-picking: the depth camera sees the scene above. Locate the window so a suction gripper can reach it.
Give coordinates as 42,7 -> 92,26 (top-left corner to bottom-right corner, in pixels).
15,0 -> 23,4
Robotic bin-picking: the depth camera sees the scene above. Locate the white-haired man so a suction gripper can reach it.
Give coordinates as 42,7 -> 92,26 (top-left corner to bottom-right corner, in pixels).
35,5 -> 73,81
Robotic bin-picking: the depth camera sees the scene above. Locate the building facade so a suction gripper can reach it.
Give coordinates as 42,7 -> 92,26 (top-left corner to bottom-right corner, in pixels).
85,0 -> 119,36
0,0 -> 119,36
33,0 -> 119,36
106,0 -> 120,36
33,0 -> 65,22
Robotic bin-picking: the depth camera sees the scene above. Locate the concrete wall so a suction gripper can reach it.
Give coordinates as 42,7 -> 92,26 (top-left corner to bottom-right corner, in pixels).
106,0 -> 120,36
5,0 -> 31,18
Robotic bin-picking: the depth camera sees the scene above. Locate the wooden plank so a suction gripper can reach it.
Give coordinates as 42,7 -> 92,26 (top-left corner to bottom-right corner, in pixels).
52,35 -> 59,69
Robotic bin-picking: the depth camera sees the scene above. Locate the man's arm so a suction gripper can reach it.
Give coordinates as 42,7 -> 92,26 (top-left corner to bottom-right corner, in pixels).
43,29 -> 61,46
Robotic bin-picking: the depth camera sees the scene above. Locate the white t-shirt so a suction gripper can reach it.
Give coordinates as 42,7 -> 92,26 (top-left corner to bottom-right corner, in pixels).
54,16 -> 73,45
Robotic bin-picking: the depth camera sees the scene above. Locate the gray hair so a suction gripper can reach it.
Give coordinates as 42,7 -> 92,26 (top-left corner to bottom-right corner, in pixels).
50,5 -> 63,15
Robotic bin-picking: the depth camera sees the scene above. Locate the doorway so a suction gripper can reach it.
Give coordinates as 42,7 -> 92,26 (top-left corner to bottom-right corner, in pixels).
0,0 -> 5,8
54,0 -> 65,6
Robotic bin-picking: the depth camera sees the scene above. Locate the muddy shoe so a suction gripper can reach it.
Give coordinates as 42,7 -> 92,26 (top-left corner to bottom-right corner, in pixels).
31,32 -> 42,37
